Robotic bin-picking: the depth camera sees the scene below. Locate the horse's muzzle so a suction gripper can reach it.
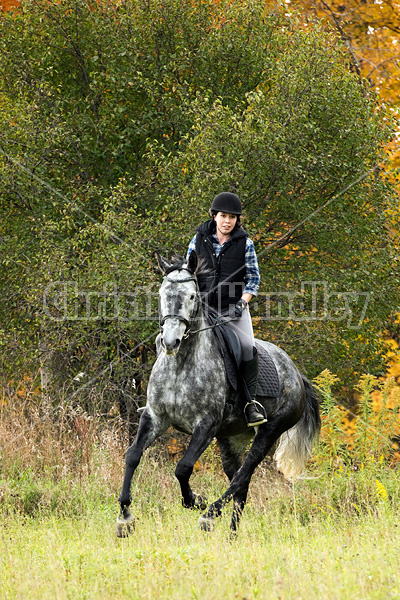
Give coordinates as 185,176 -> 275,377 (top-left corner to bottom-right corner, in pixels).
160,320 -> 186,355
160,335 -> 181,355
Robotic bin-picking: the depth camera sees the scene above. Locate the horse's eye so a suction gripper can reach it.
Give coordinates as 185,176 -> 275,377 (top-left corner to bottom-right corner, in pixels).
190,294 -> 195,300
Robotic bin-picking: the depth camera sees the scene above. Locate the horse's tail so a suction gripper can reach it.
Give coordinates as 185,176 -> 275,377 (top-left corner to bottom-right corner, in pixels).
273,374 -> 321,480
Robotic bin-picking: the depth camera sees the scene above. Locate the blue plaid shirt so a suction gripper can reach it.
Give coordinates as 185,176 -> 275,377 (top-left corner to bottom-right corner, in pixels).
186,233 -> 260,297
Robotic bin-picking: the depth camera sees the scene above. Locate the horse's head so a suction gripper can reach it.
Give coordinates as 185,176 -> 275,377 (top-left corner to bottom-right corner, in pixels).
156,251 -> 200,356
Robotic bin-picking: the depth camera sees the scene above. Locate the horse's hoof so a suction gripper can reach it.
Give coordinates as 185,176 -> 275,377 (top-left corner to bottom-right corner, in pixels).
198,515 -> 214,532
116,511 -> 135,538
193,493 -> 208,511
182,493 -> 208,511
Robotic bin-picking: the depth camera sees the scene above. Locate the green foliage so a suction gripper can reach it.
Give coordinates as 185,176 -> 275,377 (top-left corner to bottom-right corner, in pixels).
313,370 -> 400,476
0,0 -> 399,408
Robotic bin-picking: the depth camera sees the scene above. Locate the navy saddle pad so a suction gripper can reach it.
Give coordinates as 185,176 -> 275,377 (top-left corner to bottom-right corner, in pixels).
255,341 -> 281,398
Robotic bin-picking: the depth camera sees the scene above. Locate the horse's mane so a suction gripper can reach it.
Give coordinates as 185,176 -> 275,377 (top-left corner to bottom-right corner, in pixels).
164,254 -> 212,278
164,255 -> 186,274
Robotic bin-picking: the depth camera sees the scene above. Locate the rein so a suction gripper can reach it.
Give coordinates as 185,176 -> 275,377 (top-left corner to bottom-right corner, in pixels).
159,272 -> 237,339
185,316 -> 237,338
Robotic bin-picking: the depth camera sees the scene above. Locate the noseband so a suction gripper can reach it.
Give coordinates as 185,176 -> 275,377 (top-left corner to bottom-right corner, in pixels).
159,273 -> 199,338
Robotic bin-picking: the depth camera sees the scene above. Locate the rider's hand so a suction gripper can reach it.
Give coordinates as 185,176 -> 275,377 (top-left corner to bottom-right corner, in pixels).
230,298 -> 247,319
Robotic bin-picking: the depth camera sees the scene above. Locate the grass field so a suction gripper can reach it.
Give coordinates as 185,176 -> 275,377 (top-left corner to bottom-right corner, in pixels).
2,371 -> 400,599
2,503 -> 400,600
1,446 -> 400,600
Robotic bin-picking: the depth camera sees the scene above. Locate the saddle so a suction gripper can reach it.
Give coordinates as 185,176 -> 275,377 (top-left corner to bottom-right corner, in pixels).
205,307 -> 281,398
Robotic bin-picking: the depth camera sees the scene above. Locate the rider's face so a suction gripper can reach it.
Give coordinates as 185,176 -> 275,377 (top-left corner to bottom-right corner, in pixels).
214,212 -> 237,235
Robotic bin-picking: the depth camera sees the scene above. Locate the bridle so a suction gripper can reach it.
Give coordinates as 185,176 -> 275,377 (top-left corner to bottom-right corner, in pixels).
158,270 -> 238,340
159,272 -> 199,339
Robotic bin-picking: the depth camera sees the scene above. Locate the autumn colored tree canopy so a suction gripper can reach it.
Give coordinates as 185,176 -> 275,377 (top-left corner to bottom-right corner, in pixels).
292,0 -> 400,163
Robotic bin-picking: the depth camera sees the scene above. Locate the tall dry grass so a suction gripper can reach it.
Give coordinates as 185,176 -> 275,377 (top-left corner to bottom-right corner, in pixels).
0,375 -> 125,516
2,372 -> 400,599
1,369 -> 400,520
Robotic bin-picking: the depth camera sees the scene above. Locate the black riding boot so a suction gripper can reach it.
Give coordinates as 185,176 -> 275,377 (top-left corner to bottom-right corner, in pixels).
240,351 -> 268,427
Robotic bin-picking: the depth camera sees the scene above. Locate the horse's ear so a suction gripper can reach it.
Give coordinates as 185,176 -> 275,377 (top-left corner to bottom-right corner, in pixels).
187,250 -> 198,274
155,251 -> 171,274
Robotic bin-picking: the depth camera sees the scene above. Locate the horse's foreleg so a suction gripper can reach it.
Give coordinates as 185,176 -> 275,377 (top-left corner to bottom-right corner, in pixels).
116,409 -> 163,537
175,416 -> 217,511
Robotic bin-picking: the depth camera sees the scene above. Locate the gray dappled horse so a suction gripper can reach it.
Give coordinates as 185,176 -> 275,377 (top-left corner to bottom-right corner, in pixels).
116,251 -> 320,535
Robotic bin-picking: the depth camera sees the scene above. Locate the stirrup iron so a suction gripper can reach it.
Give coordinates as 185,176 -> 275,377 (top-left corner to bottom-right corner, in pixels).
244,401 -> 268,427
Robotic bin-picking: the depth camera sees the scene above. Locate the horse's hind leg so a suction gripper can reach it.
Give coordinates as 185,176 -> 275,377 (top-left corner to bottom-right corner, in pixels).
199,417 -> 290,532
218,435 -> 250,481
117,409 -> 165,537
175,416 -> 218,510
217,435 -> 249,533
198,435 -> 248,533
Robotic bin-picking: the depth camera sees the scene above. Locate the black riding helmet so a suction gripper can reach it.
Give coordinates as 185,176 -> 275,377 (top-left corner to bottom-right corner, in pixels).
210,192 -> 242,215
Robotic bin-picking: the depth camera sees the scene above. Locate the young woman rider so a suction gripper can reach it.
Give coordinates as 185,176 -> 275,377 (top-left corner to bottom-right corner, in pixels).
186,192 -> 267,427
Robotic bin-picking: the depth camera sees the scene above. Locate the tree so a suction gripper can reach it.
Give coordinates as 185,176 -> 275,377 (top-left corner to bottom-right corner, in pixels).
0,0 -> 398,415
291,0 -> 400,164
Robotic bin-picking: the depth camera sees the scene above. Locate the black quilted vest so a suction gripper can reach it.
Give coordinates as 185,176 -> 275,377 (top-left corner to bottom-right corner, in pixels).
194,219 -> 247,312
